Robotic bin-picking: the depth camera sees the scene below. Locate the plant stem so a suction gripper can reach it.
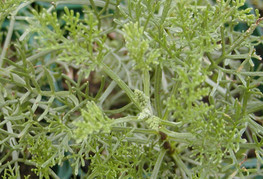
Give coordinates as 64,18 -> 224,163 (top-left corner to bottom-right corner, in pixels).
0,2 -> 31,67
154,65 -> 162,117
159,128 -> 196,143
111,116 -> 139,124
111,126 -> 157,135
160,120 -> 182,127
143,69 -> 150,97
0,16 -> 14,67
214,17 -> 263,67
6,121 -> 20,179
101,62 -> 141,110
150,149 -> 166,179
104,102 -> 133,114
162,81 -> 180,121
220,26 -> 225,57
172,152 -> 192,177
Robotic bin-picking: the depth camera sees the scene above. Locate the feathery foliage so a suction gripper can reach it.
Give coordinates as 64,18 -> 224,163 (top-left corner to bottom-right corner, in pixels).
1,0 -> 263,178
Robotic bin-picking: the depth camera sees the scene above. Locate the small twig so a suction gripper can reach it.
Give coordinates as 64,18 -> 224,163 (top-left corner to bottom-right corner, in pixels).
0,2 -> 31,67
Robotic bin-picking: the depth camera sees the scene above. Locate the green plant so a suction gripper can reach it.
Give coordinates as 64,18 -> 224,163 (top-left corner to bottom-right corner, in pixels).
1,0 -> 263,178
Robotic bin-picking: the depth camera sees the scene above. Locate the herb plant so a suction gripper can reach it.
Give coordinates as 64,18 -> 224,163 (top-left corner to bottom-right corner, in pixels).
1,0 -> 263,178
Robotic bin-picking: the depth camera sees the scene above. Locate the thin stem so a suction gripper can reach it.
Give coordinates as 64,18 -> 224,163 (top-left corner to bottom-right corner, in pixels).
0,16 -> 15,67
162,84 -> 179,121
242,85 -> 250,116
143,69 -> 150,97
220,26 -> 225,57
98,0 -> 110,16
101,62 -> 141,110
98,81 -> 116,105
172,152 -> 192,177
150,149 -> 166,179
215,17 -> 263,66
0,1 -> 31,67
5,49 -> 56,72
154,65 -> 162,117
160,120 -> 182,127
111,126 -> 157,135
104,102 -> 133,114
6,121 -> 20,179
159,127 -> 196,143
111,116 -> 139,124
49,168 -> 60,179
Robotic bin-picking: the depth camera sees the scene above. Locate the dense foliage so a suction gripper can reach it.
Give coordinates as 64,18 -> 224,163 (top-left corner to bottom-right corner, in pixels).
1,0 -> 263,178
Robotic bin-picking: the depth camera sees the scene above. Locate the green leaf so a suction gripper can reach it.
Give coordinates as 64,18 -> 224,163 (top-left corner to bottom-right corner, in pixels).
43,67 -> 55,93
10,73 -> 26,86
